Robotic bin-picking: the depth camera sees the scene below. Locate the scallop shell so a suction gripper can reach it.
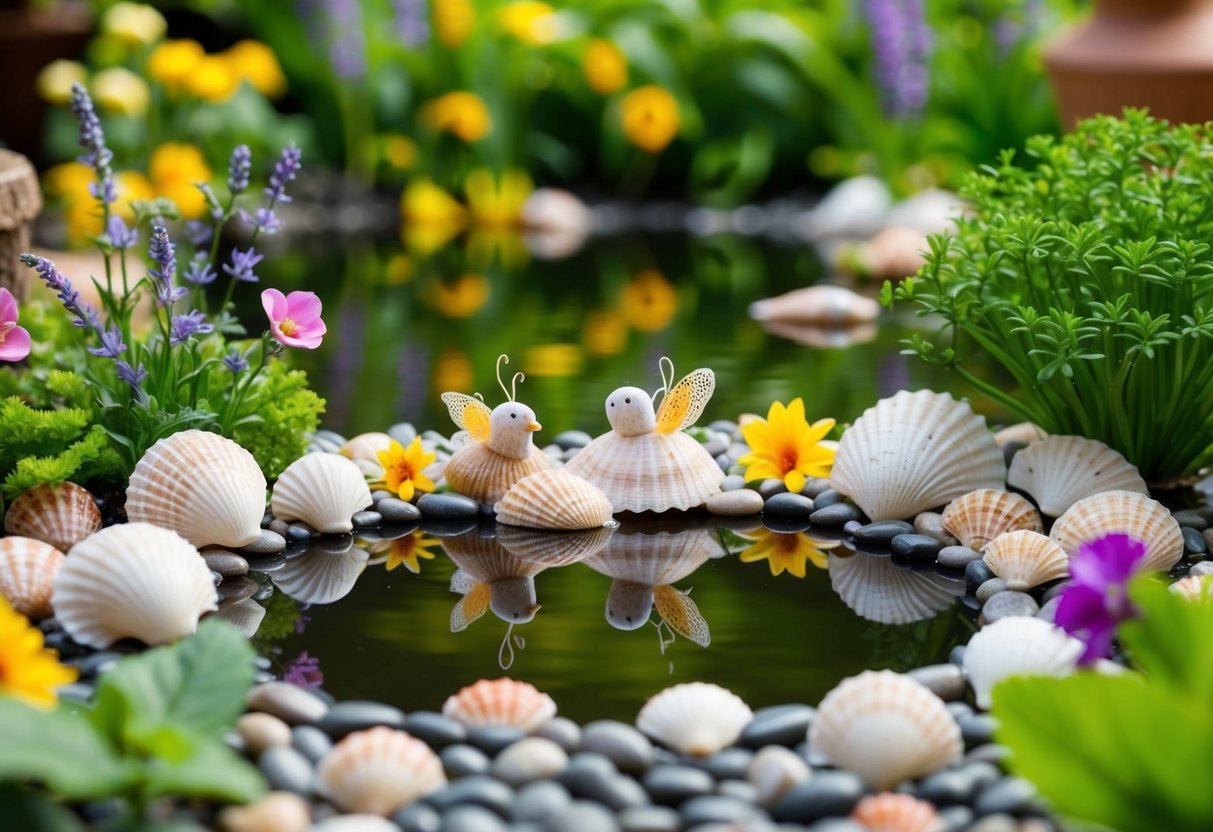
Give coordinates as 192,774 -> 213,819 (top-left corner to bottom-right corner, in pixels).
851,793 -> 941,832
963,616 -> 1083,709
271,453 -> 373,535
940,489 -> 1043,552
444,443 -> 553,505
495,469 -> 616,530
340,432 -> 393,462
126,430 -> 267,548
496,525 -> 615,566
563,431 -> 724,513
636,682 -> 754,756
317,727 -> 446,815
213,597 -> 268,638
1050,490 -> 1183,572
3,482 -> 101,552
0,536 -> 65,619
809,670 -> 961,790
273,540 -> 369,605
442,678 -> 557,731
53,523 -> 217,648
830,390 -> 1006,521
1170,575 -> 1213,601
982,530 -> 1069,591
1007,435 -> 1148,517
747,285 -> 880,326
827,552 -> 959,625
993,422 -> 1048,448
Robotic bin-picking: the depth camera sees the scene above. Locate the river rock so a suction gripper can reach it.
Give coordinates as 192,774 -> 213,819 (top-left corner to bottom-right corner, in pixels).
1182,526 -> 1207,556
965,559 -> 995,592
976,578 -> 1008,602
706,490 -> 764,516
533,716 -> 581,752
244,530 -> 287,555
218,791 -> 311,832
492,737 -> 570,786
908,663 -> 967,701
738,704 -> 815,749
771,771 -> 865,823
1173,510 -> 1207,530
938,545 -> 983,569
393,803 -> 441,832
914,511 -> 959,545
981,591 -> 1038,623
247,682 -> 329,725
441,805 -> 508,832
311,815 -> 399,832
204,551 -> 249,577
468,725 -> 525,755
318,701 -> 407,737
763,492 -> 815,517
377,498 -> 422,523
973,777 -> 1038,816
810,503 -> 863,527
679,795 -> 766,826
545,801 -> 621,832
291,724 -> 332,763
404,711 -> 466,749
852,520 -> 914,545
580,721 -> 654,775
513,780 -> 573,824
440,744 -> 490,778
425,775 -> 514,817
258,746 -> 314,795
890,533 -> 943,560
417,493 -> 479,519
237,712 -> 293,758
618,805 -> 680,832
641,764 -> 714,805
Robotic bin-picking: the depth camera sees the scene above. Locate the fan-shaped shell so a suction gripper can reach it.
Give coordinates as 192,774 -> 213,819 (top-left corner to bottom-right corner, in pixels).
0,536 -> 65,619
993,422 -> 1048,448
809,670 -> 961,790
496,525 -> 615,566
495,469 -> 616,530
273,540 -> 369,605
963,616 -> 1083,709
340,432 -> 393,462
271,453 -> 372,535
827,553 -> 958,625
53,523 -> 217,648
212,597 -> 267,638
941,489 -> 1043,551
636,682 -> 753,756
982,530 -> 1069,591
3,482 -> 101,552
747,285 -> 880,325
1170,575 -> 1213,601
442,678 -> 557,731
563,431 -> 724,513
126,430 -> 267,548
1008,435 -> 1148,517
444,443 -> 553,505
851,793 -> 940,832
1050,490 -> 1183,572
829,390 -> 1006,521
317,727 -> 446,815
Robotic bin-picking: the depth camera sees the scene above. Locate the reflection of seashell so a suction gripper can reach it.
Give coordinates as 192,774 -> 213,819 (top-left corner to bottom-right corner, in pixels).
851,792 -> 940,832
809,670 -> 961,790
748,285 -> 880,326
756,319 -> 878,349
271,453 -> 373,535
963,616 -> 1083,708
636,682 -> 752,757
442,678 -> 557,731
126,430 -> 266,548
3,482 -> 101,552
212,597 -> 267,638
565,431 -> 723,513
444,532 -> 547,623
54,523 -> 217,648
340,432 -> 393,463
993,422 -> 1048,448
273,540 -> 369,605
1007,435 -> 1148,517
496,525 -> 615,566
1050,490 -> 1183,572
830,390 -> 1006,521
827,553 -> 958,625
941,489 -> 1043,551
0,536 -> 65,619
1170,575 -> 1213,601
445,444 -> 553,506
495,470 -> 615,530
317,727 -> 445,815
983,530 -> 1069,591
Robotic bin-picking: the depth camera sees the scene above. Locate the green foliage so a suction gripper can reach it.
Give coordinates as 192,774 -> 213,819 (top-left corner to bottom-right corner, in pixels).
254,589 -> 302,642
232,361 -> 326,480
0,396 -> 124,498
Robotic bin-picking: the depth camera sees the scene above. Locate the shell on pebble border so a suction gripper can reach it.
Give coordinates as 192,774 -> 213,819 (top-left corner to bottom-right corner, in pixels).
809,670 -> 961,790
982,530 -> 1069,591
940,489 -> 1043,552
635,682 -> 754,757
126,430 -> 267,548
827,552 -> 958,625
829,390 -> 1006,521
564,430 -> 725,513
993,421 -> 1048,448
218,791 -> 312,832
442,677 -> 557,731
53,523 -> 217,648
963,616 -> 1084,709
316,726 -> 446,815
444,443 -> 554,507
340,432 -> 393,463
271,453 -> 373,535
3,482 -> 101,553
1050,490 -> 1184,572
494,469 -> 616,530
1170,575 -> 1213,601
0,536 -> 65,619
1007,435 -> 1148,517
850,792 -> 941,832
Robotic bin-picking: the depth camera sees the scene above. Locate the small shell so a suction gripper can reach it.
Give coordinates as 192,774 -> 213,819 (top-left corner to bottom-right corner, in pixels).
809,670 -> 961,790
828,552 -> 957,625
213,597 -> 268,638
993,422 -> 1048,448
941,489 -> 1043,551
53,523 -> 217,648
340,432 -> 393,462
273,540 -> 369,605
0,536 -> 65,619
982,530 -> 1069,591
851,793 -> 940,832
127,430 -> 267,548
317,727 -> 446,815
1050,490 -> 1183,572
563,431 -> 724,513
445,443 -> 553,505
271,453 -> 373,534
496,525 -> 615,566
442,678 -> 557,731
3,482 -> 101,552
495,469 -> 616,530
1170,575 -> 1213,601
1007,435 -> 1148,517
963,616 -> 1083,709
747,285 -> 880,326
635,682 -> 753,756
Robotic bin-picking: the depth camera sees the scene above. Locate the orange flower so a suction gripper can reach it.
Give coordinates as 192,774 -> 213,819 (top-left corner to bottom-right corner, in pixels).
500,2 -> 558,45
739,398 -> 836,493
583,39 -> 627,95
430,274 -> 489,318
148,39 -> 205,91
620,85 -> 680,154
0,598 -> 78,708
375,437 -> 437,502
435,0 -> 475,48
423,92 -> 491,142
620,270 -> 677,332
225,40 -> 287,98
149,143 -> 213,219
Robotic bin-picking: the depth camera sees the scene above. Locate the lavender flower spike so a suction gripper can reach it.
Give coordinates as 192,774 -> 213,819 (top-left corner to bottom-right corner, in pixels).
88,325 -> 127,358
18,253 -> 101,332
265,144 -> 303,205
148,225 -> 186,306
170,310 -> 215,345
69,83 -> 112,171
222,347 -> 249,374
116,360 -> 148,403
184,221 -> 213,247
105,216 -> 137,251
223,247 -> 264,283
183,253 -> 217,286
228,144 -> 252,195
238,207 -> 283,235
863,0 -> 932,118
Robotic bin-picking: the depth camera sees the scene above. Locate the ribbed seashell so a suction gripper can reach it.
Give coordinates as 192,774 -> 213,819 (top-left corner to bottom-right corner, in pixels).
495,470 -> 615,530
809,670 -> 961,790
993,422 -> 1048,448
963,616 -> 1083,709
982,530 -> 1069,591
747,285 -> 880,326
53,523 -> 217,648
445,444 -> 553,506
563,431 -> 724,513
273,540 -> 369,605
1170,575 -> 1212,601
213,597 -> 268,638
828,553 -> 958,625
635,682 -> 753,756
271,453 -> 372,535
126,430 -> 266,548
1050,490 -> 1183,572
0,536 -> 65,619
1007,435 -> 1148,517
941,489 -> 1043,552
442,678 -> 557,731
586,528 -> 719,629
317,727 -> 446,815
851,793 -> 941,832
3,482 -> 101,552
829,390 -> 1006,521
496,525 -> 615,566
340,432 -> 392,463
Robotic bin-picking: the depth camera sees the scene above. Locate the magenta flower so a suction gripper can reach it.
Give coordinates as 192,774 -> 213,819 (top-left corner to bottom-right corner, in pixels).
0,288 -> 32,362
283,650 -> 323,689
1055,533 -> 1149,665
262,288 -> 327,350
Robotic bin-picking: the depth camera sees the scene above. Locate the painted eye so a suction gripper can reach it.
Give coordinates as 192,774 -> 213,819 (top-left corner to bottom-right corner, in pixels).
625,397 -> 631,404
510,412 -> 517,419
610,402 -> 615,407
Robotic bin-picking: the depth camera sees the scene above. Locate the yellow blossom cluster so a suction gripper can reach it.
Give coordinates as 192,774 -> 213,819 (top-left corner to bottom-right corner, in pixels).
149,38 -> 285,102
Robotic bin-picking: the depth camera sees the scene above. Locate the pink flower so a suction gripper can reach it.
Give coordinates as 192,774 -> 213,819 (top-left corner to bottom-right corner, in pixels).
261,288 -> 326,349
0,288 -> 32,362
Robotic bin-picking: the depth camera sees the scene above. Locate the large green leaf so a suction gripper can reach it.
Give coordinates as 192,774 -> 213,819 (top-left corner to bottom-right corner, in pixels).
1120,578 -> 1213,702
142,738 -> 265,804
0,785 -> 88,832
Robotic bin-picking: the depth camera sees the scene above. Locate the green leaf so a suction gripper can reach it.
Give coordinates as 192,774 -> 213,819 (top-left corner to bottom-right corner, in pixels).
1120,577 -> 1213,702
142,738 -> 266,804
0,785 -> 88,832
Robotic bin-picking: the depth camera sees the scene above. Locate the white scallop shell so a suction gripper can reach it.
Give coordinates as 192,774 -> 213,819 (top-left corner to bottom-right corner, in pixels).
809,670 -> 961,790
0,536 -> 65,619
940,489 -> 1043,551
1008,435 -> 1147,518
213,597 -> 267,638
442,678 -> 557,731
851,793 -> 941,832
747,285 -> 880,325
53,523 -> 217,648
3,482 -> 101,552
1170,575 -> 1213,601
317,727 -> 446,815
993,422 -> 1048,448
827,552 -> 958,625
829,390 -> 1006,521
340,432 -> 393,462
636,682 -> 753,756
271,453 -> 373,534
445,444 -> 553,506
982,530 -> 1069,591
563,431 -> 724,513
126,430 -> 267,548
963,616 -> 1084,709
273,540 -> 369,605
495,469 -> 616,530
1050,490 -> 1183,572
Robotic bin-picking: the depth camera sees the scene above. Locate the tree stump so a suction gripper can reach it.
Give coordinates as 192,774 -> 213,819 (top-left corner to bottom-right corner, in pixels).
0,149 -> 42,302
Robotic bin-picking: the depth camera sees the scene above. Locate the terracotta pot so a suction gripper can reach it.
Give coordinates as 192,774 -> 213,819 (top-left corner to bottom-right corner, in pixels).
1044,0 -> 1213,127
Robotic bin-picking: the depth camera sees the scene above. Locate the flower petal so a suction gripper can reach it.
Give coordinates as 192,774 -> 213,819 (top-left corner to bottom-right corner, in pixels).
261,288 -> 287,322
397,479 -> 415,502
285,290 -> 323,324
0,288 -> 17,323
0,326 -> 31,362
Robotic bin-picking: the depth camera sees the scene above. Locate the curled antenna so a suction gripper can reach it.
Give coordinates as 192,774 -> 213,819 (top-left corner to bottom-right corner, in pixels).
511,372 -> 525,402
474,392 -> 485,402
496,354 -> 512,401
497,623 -> 526,670
652,355 -> 676,406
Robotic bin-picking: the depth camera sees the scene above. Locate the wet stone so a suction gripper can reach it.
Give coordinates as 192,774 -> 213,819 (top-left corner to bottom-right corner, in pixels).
695,747 -> 754,781
203,551 -> 249,577
492,737 -> 570,786
377,498 -> 422,523
219,575 -> 258,605
959,714 -> 1000,747
244,530 -> 287,555
1182,526 -> 1208,556
417,493 -> 479,520
946,701 -> 974,721
679,795 -> 766,826
641,764 -> 715,805
771,771 -> 865,823
707,489 -> 764,516
237,712 -> 292,758
558,752 -> 619,799
937,806 -> 976,832
547,801 -> 621,832
71,651 -> 122,678
393,803 -> 442,832
852,520 -> 914,545
967,743 -> 1011,766
908,663 -> 967,701
763,515 -> 812,534
318,701 -> 407,737
717,779 -> 759,802
248,682 -> 329,725
976,578 -> 1008,603
842,519 -> 864,535
701,434 -> 730,458
372,490 -> 395,504
285,522 -> 316,542
811,489 -> 844,509
965,559 -> 995,592
441,744 -> 490,778
404,711 -> 466,749
244,553 -> 287,573
553,430 -> 593,450
268,518 -> 291,537
720,474 -> 747,492
58,682 -> 94,704
801,478 -> 832,499
533,716 -> 581,752
426,775 -> 514,817
442,805 -> 508,832
758,479 -> 789,499
1037,596 -> 1061,623
981,591 -> 1039,623
890,533 -> 943,561
581,774 -> 650,811
468,725 -> 526,755
763,492 -> 815,516
350,510 -> 382,529
1173,510 -> 1207,530
938,546 -> 983,570
291,724 -> 332,763
917,768 -> 977,805
619,805 -> 681,832
974,777 -> 1038,816
810,503 -> 863,527
914,511 -> 959,545
580,721 -> 654,775
513,780 -> 572,824
258,746 -> 314,795
739,704 -> 815,749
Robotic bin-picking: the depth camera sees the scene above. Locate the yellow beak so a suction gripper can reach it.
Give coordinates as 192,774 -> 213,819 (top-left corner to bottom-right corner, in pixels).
526,421 -> 542,432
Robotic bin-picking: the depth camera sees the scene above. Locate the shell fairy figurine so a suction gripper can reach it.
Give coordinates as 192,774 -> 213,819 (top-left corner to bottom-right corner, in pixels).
565,358 -> 724,512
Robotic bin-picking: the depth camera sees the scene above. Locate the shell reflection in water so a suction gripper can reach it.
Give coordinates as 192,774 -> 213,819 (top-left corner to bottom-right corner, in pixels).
212,597 -> 267,638
3,482 -> 101,553
827,552 -> 960,625
444,531 -> 549,628
273,538 -> 371,605
496,525 -> 616,567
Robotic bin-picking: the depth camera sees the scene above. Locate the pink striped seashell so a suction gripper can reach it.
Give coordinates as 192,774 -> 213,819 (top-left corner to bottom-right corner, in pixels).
442,678 -> 557,731
317,727 -> 445,815
851,792 -> 941,832
3,482 -> 101,553
0,536 -> 65,619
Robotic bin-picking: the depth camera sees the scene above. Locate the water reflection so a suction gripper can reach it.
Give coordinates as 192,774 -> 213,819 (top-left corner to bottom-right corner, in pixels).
827,551 -> 964,625
275,538 -> 370,605
214,597 -> 267,638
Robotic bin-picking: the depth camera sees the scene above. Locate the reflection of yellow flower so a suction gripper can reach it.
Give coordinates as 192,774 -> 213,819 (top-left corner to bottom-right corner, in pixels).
433,351 -> 474,395
583,309 -> 627,356
225,40 -> 287,98
621,85 -> 680,154
187,54 -> 240,102
91,67 -> 150,116
430,274 -> 489,318
376,437 -> 437,502
149,39 -> 205,90
150,143 -> 213,219
402,179 -> 466,254
435,0 -> 475,48
500,2 -> 558,45
465,168 -> 532,228
36,60 -> 87,105
525,344 -> 583,378
423,92 -> 491,142
384,135 -> 417,170
0,598 -> 78,709
467,229 -> 529,271
739,530 -> 831,577
385,254 -> 414,285
739,398 -> 836,493
382,532 -> 443,573
583,39 -> 627,95
620,269 -> 677,332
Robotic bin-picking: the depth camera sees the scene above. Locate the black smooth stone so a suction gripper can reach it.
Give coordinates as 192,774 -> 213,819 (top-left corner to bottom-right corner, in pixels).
257,746 -> 313,795
1182,526 -> 1208,556
217,575 -> 258,604
916,769 -> 976,805
852,520 -> 914,545
285,523 -> 316,542
243,553 -> 287,573
557,752 -> 618,797
513,780 -> 572,824
936,806 -> 975,832
762,515 -> 813,534
758,479 -> 789,499
692,747 -> 753,781
548,801 -> 621,832
965,559 -> 995,592
580,774 -> 650,811
679,795 -> 766,826
580,721 -> 654,775
442,805 -> 509,832
393,803 -> 442,832
1001,440 -> 1027,467
405,710 -> 467,749
1173,510 -> 1207,530
318,700 -> 407,737
973,777 -> 1038,816
763,492 -> 816,517
771,771 -> 865,823
468,725 -> 526,755
811,489 -> 845,509
959,713 -> 1000,747
907,664 -> 966,701
378,497 -> 423,523
805,821 -> 867,832
641,764 -> 715,805
890,533 -> 944,561
425,775 -> 514,818
203,551 -> 249,577
810,503 -> 863,527
441,744 -> 490,778
351,509 -> 382,528
417,492 -> 480,519
290,724 -> 332,764
738,704 -> 815,749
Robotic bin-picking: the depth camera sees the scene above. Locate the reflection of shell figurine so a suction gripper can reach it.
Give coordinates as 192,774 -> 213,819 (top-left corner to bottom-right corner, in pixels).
444,531 -> 547,626
940,489 -> 1043,551
830,390 -> 1006,521
273,539 -> 370,605
0,536 -> 65,619
827,552 -> 958,625
1007,435 -> 1148,517
983,530 -> 1069,591
496,525 -> 615,566
851,793 -> 940,832
963,616 -> 1083,708
1050,490 -> 1183,572
340,432 -> 393,463
748,284 -> 880,326
442,677 -> 557,731
317,727 -> 446,815
563,359 -> 724,512
495,469 -> 615,530
271,453 -> 373,534
3,482 -> 101,553
635,682 -> 753,756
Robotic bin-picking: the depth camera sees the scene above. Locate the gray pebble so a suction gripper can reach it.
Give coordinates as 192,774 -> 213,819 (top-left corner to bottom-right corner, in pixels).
806,820 -> 867,832
533,717 -> 581,752
469,725 -> 526,755
965,559 -> 995,592
513,780 -> 572,824
545,801 -> 620,832
372,490 -> 395,503
974,777 -> 1038,816
210,570 -> 223,585
1173,510 -> 1207,530
258,746 -> 314,795
801,478 -> 831,499
268,518 -> 290,537
890,533 -> 943,560
388,423 -> 418,446
218,575 -> 258,605
716,779 -> 759,802
492,738 -> 570,786
352,510 -> 383,528
641,764 -> 714,805
981,591 -> 1039,623
720,475 -> 747,492
946,701 -> 974,721
1182,526 -> 1207,556
286,523 -> 316,542
852,520 -> 914,545
810,503 -> 862,527
976,577 -> 1009,602
680,795 -> 766,826
966,743 -> 1011,765
959,714 -> 1000,746
936,806 -> 975,832
618,805 -> 680,832
694,747 -> 754,781
378,498 -> 423,523
908,663 -> 967,701
319,701 -> 407,737
580,721 -> 654,775
553,430 -> 593,450
417,493 -> 480,519
426,775 -> 514,817
917,768 -> 976,805
441,744 -> 490,778
291,724 -> 332,763
914,511 -> 959,545
758,479 -> 789,499
243,553 -> 287,573
394,804 -> 442,832
771,771 -> 865,822
810,488 -> 844,508
938,545 -> 983,569
706,489 -> 764,516
763,492 -> 815,516
738,704 -> 815,749
203,551 -> 249,577
841,519 -> 864,535
405,711 -> 467,749
557,753 -> 621,801
701,435 -> 730,458
243,530 -> 287,555
1037,596 -> 1061,623
709,419 -> 739,436
247,681 -> 329,725
441,805 -> 508,832
1191,560 -> 1213,577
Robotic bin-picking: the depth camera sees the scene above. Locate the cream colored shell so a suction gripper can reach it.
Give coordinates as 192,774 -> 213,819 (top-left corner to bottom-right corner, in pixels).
496,525 -> 615,566
126,430 -> 267,548
213,597 -> 268,638
444,443 -> 553,505
982,530 -> 1069,591
1170,575 -> 1213,601
963,616 -> 1083,708
1007,435 -> 1147,517
3,482 -> 101,552
563,430 -> 724,513
340,432 -> 393,462
747,285 -> 880,325
271,453 -> 373,534
273,540 -> 369,605
495,469 -> 615,530
993,422 -> 1048,448
0,536 -> 65,619
941,489 -> 1043,551
442,677 -> 557,731
1050,490 -> 1183,572
827,552 -> 957,625
317,727 -> 446,815
635,682 -> 753,757
851,793 -> 940,832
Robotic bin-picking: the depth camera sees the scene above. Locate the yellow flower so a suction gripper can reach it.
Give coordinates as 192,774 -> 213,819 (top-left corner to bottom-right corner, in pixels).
0,597 -> 78,709
583,309 -> 627,357
500,2 -> 558,45
224,40 -> 287,98
435,0 -> 475,48
423,92 -> 491,142
466,228 -> 529,271
525,343 -> 583,378
401,178 -> 466,254
187,54 -> 241,103
103,2 -> 167,46
583,39 -> 627,95
739,398 -> 836,493
465,168 -> 532,228
433,351 -> 474,394
91,67 -> 150,116
384,135 -> 417,170
620,269 -> 677,332
148,39 -> 205,90
620,85 -> 680,154
36,60 -> 87,105
376,437 -> 437,502
47,164 -> 153,244
430,274 -> 489,318
149,143 -> 213,219
383,531 -> 443,573
738,530 -> 831,578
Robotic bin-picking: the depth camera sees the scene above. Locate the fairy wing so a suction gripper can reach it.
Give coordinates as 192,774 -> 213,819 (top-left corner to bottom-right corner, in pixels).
451,582 -> 491,632
653,585 -> 711,647
450,568 -> 477,594
441,392 -> 492,442
655,369 -> 715,434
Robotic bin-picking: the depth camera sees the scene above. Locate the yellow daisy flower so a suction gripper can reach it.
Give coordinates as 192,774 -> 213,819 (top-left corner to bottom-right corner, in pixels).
465,168 -> 532,228
435,0 -> 475,48
423,91 -> 491,142
583,39 -> 627,95
739,398 -> 836,493
620,85 -> 680,154
384,532 -> 443,573
500,2 -> 558,45
224,40 -> 287,98
0,597 -> 78,709
149,143 -> 213,219
376,437 -> 437,502
738,530 -> 832,578
148,39 -> 205,91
